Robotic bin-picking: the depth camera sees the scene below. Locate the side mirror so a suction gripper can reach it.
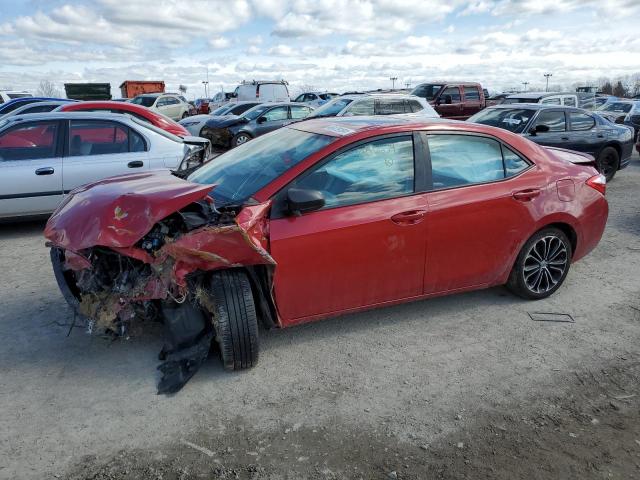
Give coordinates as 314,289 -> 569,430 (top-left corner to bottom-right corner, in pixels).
257,116 -> 267,124
286,188 -> 325,216
444,94 -> 453,105
530,124 -> 550,135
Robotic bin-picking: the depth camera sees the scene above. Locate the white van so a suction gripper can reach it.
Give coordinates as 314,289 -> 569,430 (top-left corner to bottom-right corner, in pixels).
0,90 -> 33,104
230,81 -> 290,103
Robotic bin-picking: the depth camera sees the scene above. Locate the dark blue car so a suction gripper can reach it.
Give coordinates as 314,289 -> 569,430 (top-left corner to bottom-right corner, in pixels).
468,104 -> 634,181
0,97 -> 71,116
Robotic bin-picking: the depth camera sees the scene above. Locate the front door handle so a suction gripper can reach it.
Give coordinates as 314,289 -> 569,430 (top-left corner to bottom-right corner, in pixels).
127,160 -> 144,168
391,210 -> 427,225
512,188 -> 541,201
561,136 -> 569,140
35,167 -> 54,175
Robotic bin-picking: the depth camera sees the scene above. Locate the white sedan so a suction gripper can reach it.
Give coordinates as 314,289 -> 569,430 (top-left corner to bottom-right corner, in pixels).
0,111 -> 210,220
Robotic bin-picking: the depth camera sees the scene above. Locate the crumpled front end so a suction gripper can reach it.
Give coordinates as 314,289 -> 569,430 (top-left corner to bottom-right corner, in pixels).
45,171 -> 276,393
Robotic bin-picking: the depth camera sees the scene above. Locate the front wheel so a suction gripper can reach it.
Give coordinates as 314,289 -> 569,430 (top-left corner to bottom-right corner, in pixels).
50,247 -> 81,312
506,228 -> 572,300
597,146 -> 619,182
208,270 -> 259,370
232,132 -> 252,147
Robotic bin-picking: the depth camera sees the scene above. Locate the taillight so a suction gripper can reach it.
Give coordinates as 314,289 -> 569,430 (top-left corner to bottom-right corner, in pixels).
586,174 -> 606,195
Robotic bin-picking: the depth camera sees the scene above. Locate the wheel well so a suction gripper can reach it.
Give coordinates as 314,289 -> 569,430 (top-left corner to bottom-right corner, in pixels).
599,142 -> 621,161
544,223 -> 577,257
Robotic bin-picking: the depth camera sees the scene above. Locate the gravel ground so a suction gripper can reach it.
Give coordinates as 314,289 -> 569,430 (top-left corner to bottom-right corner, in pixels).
0,153 -> 639,480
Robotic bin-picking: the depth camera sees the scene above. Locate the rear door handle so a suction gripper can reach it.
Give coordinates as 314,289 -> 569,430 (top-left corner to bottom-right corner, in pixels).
391,210 -> 427,225
127,160 -> 144,168
561,136 -> 569,140
512,188 -> 541,201
35,167 -> 54,175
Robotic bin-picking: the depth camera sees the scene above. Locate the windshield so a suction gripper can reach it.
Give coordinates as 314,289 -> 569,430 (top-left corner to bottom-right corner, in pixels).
211,104 -> 233,115
468,108 -> 536,134
188,127 -> 335,205
411,84 -> 444,100
131,96 -> 156,107
242,104 -> 270,120
8,93 -> 31,99
308,98 -> 353,118
599,102 -> 633,113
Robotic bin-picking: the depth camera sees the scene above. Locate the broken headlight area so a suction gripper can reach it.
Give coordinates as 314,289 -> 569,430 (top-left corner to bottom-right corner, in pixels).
173,141 -> 214,178
49,199 -> 273,394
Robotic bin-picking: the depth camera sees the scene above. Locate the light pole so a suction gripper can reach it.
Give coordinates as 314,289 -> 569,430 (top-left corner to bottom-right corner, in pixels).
202,81 -> 209,98
405,81 -> 411,89
522,82 -> 529,92
390,77 -> 398,90
544,73 -> 552,92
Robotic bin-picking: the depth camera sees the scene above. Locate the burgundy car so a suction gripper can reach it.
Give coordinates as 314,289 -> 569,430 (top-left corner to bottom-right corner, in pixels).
59,101 -> 190,137
45,117 -> 608,393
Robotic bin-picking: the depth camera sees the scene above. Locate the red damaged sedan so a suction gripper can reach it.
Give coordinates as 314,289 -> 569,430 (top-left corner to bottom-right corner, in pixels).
45,117 -> 608,393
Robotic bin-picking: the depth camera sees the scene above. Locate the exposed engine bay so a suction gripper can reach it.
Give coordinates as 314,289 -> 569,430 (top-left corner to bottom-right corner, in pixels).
45,172 -> 276,394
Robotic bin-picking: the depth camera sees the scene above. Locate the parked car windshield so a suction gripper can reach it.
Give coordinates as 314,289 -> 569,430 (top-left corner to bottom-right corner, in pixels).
598,102 -> 633,113
211,104 -> 233,115
468,108 -> 536,133
188,127 -> 335,205
411,84 -> 444,100
308,98 -> 353,118
131,96 -> 156,107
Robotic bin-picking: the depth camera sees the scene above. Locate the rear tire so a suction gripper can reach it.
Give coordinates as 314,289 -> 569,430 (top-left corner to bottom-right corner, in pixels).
597,146 -> 619,182
506,227 -> 572,300
209,270 -> 259,370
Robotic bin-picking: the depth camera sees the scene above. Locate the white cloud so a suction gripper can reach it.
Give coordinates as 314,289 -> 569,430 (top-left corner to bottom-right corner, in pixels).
210,36 -> 231,49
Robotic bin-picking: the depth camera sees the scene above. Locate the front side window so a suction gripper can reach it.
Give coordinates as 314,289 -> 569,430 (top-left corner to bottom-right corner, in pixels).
293,136 -> 414,209
69,120 -> 130,156
428,135 -> 505,189
262,106 -> 289,122
563,97 -> 577,107
463,86 -> 480,101
442,87 -> 461,103
346,98 -> 375,116
131,96 -> 156,107
569,112 -> 595,131
0,121 -> 59,161
535,111 -> 566,131
376,99 -> 406,115
290,105 -> 311,119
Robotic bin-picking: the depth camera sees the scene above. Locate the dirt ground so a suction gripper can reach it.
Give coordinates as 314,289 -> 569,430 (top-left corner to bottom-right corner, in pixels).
1,153 -> 639,480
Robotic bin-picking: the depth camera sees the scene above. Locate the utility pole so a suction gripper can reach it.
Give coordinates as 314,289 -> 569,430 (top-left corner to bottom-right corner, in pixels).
390,77 -> 398,90
202,67 -> 210,98
544,73 -> 552,92
522,82 -> 529,92
404,81 -> 411,89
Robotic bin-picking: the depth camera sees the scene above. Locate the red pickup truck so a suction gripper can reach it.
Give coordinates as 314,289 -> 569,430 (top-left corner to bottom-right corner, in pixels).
410,82 -> 486,119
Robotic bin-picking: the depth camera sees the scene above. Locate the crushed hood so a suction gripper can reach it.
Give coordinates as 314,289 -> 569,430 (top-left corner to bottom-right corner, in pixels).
44,171 -> 213,251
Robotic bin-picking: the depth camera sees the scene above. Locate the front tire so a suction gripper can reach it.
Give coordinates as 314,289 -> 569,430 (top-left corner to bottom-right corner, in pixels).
232,132 -> 252,147
50,247 -> 81,312
597,146 -> 619,182
506,228 -> 572,300
209,270 -> 259,370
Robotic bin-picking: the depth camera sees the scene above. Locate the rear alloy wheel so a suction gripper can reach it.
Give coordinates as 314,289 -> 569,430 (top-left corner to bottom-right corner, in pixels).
597,146 -> 619,182
208,270 -> 259,370
506,228 -> 572,300
233,132 -> 251,147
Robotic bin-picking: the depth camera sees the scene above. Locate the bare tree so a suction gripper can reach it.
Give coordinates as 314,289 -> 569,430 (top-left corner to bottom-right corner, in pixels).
36,79 -> 62,98
600,81 -> 613,95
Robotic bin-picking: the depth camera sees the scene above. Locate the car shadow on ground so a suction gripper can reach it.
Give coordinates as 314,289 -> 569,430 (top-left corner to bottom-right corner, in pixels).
0,219 -> 46,239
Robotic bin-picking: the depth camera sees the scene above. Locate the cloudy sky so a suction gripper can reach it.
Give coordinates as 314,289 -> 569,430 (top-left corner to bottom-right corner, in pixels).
1,0 -> 639,99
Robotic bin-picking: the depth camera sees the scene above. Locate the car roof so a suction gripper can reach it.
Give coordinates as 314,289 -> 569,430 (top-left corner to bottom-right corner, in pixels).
5,111 -> 146,123
339,93 -> 423,100
289,116 -> 453,137
506,92 -> 569,99
414,81 -> 481,86
485,103 -> 589,112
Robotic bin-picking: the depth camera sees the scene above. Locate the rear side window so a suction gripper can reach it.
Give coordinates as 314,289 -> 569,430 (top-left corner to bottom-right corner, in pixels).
406,100 -> 424,113
293,136 -> 414,209
463,87 -> 480,101
290,105 -> 312,119
563,97 -> 577,107
442,87 -> 461,103
569,112 -> 595,131
0,121 -> 59,161
541,97 -> 561,105
262,106 -> 288,121
428,135 -> 506,189
375,99 -> 406,115
535,111 -> 566,131
22,104 -> 58,114
69,120 -> 144,156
